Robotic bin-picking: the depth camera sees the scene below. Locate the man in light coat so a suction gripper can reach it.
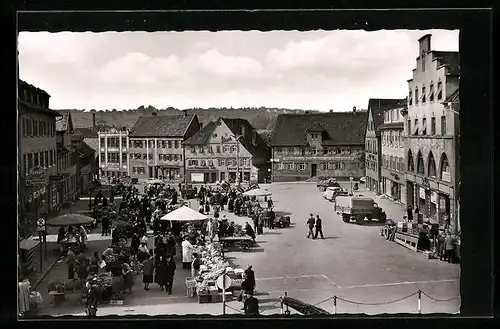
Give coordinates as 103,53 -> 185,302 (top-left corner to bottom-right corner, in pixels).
181,236 -> 193,270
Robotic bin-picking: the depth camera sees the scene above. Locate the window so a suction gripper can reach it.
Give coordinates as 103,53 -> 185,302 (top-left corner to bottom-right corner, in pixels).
168,141 -> 172,148
299,163 -> 306,170
216,146 -> 221,153
437,81 -> 443,100
428,152 -> 437,177
415,88 -> 419,105
100,138 -> 105,147
208,160 -> 214,167
208,146 -> 213,153
33,119 -> 38,136
422,86 -> 426,103
441,115 -> 447,135
416,152 -> 425,175
101,153 -> 105,163
440,153 -> 451,182
45,150 -> 49,167
199,147 -> 205,154
174,141 -> 179,148
409,90 -> 413,106
407,120 -> 411,136
407,150 -> 415,172
429,83 -> 434,102
431,117 -> 436,135
219,159 -> 225,166
422,118 -> 427,135
122,138 -> 127,147
148,154 -> 153,160
287,163 -> 294,170
188,160 -> 197,166
34,152 -> 39,166
311,133 -> 319,139
143,154 -> 147,160
414,119 -> 419,135
230,145 -> 237,153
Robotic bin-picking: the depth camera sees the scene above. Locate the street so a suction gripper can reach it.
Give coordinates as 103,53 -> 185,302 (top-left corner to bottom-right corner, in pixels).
34,182 -> 460,316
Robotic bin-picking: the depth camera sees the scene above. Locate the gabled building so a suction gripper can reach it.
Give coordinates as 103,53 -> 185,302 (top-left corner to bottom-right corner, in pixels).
403,34 -> 460,233
18,80 -> 61,222
270,110 -> 367,182
55,110 -> 79,205
98,128 -> 130,179
365,99 -> 406,194
128,112 -> 201,182
380,103 -> 408,204
184,118 -> 271,183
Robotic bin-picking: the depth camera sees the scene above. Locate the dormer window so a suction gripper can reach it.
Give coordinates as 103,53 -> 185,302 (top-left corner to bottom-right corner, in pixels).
311,133 -> 319,139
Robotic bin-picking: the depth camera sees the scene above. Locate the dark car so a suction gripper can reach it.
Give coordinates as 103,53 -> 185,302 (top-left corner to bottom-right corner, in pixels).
317,178 -> 341,192
274,215 -> 291,228
181,184 -> 197,199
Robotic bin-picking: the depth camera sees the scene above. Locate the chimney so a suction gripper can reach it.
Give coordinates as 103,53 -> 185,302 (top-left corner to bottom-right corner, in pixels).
329,110 -> 333,113
152,111 -> 157,117
418,34 -> 431,56
92,113 -> 96,131
353,106 -> 357,112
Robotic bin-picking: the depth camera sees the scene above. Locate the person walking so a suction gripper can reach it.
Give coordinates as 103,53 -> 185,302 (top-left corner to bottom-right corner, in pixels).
122,261 -> 134,294
141,251 -> 154,291
269,208 -> 276,229
155,256 -> 168,291
314,215 -> 324,239
67,248 -> 76,279
306,214 -> 315,239
165,255 -> 176,295
407,205 -> 413,222
244,292 -> 259,316
101,214 -> 110,236
444,232 -> 455,263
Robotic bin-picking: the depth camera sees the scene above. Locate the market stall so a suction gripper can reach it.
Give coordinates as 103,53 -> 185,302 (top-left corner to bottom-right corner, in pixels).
186,242 -> 246,303
160,206 -> 208,241
46,214 -> 95,255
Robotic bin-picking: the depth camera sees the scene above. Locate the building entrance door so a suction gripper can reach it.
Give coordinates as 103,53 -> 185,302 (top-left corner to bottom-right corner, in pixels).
311,164 -> 317,177
211,172 -> 217,183
149,167 -> 153,178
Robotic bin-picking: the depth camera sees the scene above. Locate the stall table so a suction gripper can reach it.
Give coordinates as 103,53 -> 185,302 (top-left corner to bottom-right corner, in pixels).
218,236 -> 254,253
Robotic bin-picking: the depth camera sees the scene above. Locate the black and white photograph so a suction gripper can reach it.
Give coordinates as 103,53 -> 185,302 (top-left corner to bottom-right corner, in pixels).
17,23 -> 466,318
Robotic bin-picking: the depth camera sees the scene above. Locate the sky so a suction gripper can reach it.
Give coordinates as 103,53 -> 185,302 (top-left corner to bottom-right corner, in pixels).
18,30 -> 459,111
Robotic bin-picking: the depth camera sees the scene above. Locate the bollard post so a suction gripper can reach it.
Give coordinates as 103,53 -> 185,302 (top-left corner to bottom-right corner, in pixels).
418,290 -> 422,314
284,292 -> 290,315
333,296 -> 337,315
280,297 -> 284,315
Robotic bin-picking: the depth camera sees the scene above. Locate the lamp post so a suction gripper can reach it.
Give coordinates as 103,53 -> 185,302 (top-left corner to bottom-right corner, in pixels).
443,100 -> 460,235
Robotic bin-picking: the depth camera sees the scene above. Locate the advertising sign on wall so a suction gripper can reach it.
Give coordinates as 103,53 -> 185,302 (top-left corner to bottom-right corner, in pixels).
191,173 -> 204,182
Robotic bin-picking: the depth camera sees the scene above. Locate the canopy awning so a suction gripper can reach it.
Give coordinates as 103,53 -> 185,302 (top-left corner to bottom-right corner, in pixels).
243,188 -> 272,197
160,206 -> 208,221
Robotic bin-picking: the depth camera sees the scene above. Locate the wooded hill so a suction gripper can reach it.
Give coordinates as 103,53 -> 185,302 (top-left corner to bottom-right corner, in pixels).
62,106 -> 313,133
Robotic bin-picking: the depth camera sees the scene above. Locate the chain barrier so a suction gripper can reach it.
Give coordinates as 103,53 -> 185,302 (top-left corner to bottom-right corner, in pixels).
335,291 -> 419,306
421,291 -> 460,302
225,304 -> 244,314
260,300 -> 283,314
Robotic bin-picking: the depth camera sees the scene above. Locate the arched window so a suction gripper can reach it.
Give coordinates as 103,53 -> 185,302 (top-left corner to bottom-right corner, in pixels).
428,152 -> 437,177
407,150 -> 415,172
416,151 -> 425,175
440,153 -> 451,182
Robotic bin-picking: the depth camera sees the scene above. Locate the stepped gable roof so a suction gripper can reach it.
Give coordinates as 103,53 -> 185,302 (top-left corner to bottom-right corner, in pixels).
271,111 -> 368,147
74,127 -> 98,138
129,114 -> 196,138
368,98 -> 407,133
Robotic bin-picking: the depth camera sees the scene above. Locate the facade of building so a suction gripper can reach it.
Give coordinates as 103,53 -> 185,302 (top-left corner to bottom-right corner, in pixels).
270,110 -> 367,182
184,118 -> 271,183
403,34 -> 460,233
18,80 -> 61,220
70,134 -> 97,195
55,110 -> 79,205
98,128 -> 130,179
380,104 -> 408,204
128,113 -> 201,182
365,99 -> 406,194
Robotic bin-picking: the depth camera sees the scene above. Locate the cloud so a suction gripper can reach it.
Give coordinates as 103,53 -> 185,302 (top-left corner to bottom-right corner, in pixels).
18,30 -> 459,111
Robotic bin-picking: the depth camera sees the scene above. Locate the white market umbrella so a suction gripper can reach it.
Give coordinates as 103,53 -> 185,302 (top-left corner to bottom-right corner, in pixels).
160,206 -> 208,221
147,179 -> 164,185
243,188 -> 272,197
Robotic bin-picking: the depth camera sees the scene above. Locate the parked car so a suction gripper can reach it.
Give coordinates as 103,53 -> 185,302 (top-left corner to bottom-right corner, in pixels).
322,186 -> 349,202
274,215 -> 291,228
317,178 -> 341,192
334,196 -> 387,224
181,184 -> 197,199
359,177 -> 366,184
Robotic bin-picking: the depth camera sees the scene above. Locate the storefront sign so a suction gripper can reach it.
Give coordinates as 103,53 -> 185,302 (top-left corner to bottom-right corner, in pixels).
390,172 -> 401,181
26,178 -> 47,187
281,156 -> 355,161
28,166 -> 45,178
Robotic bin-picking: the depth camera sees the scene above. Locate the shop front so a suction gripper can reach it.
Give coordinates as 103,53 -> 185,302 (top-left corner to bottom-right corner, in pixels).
405,173 -> 454,230
156,165 -> 181,181
382,169 -> 406,204
186,167 -> 218,183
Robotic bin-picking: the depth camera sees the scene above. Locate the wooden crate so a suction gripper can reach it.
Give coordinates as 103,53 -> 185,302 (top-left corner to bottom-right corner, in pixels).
186,286 -> 196,298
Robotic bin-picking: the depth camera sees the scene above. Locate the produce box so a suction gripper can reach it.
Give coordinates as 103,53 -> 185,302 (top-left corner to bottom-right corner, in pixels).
185,277 -> 196,288
231,279 -> 243,287
186,286 -> 196,298
198,294 -> 211,303
208,286 -> 219,296
212,293 -> 223,303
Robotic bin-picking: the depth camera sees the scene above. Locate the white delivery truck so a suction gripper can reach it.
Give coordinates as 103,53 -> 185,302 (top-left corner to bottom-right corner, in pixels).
334,196 -> 387,225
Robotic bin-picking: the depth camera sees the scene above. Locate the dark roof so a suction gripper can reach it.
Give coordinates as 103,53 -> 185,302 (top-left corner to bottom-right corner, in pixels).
19,80 -> 50,97
222,118 -> 270,158
183,122 -> 217,145
184,118 -> 270,158
77,141 -> 95,157
444,88 -> 459,104
271,111 -> 368,147
55,110 -> 72,132
18,100 -> 60,117
368,98 -> 407,134
74,127 -> 98,138
129,115 -> 196,138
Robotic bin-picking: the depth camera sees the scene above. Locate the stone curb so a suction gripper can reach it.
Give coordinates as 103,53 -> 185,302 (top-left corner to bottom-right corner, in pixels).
33,256 -> 61,291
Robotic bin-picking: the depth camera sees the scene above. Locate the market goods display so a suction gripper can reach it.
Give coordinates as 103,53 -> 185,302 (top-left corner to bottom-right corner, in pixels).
48,279 -> 85,294
130,259 -> 143,275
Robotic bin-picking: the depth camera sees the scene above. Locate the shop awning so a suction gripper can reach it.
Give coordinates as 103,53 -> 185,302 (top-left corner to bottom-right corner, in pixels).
160,206 -> 208,221
19,239 -> 40,250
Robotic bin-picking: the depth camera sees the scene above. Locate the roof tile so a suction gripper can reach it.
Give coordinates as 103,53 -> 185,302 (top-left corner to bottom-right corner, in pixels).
129,115 -> 196,138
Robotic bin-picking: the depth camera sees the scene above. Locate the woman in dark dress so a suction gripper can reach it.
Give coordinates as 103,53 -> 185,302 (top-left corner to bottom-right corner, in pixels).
130,234 -> 141,258
155,257 -> 168,291
164,255 -> 176,295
